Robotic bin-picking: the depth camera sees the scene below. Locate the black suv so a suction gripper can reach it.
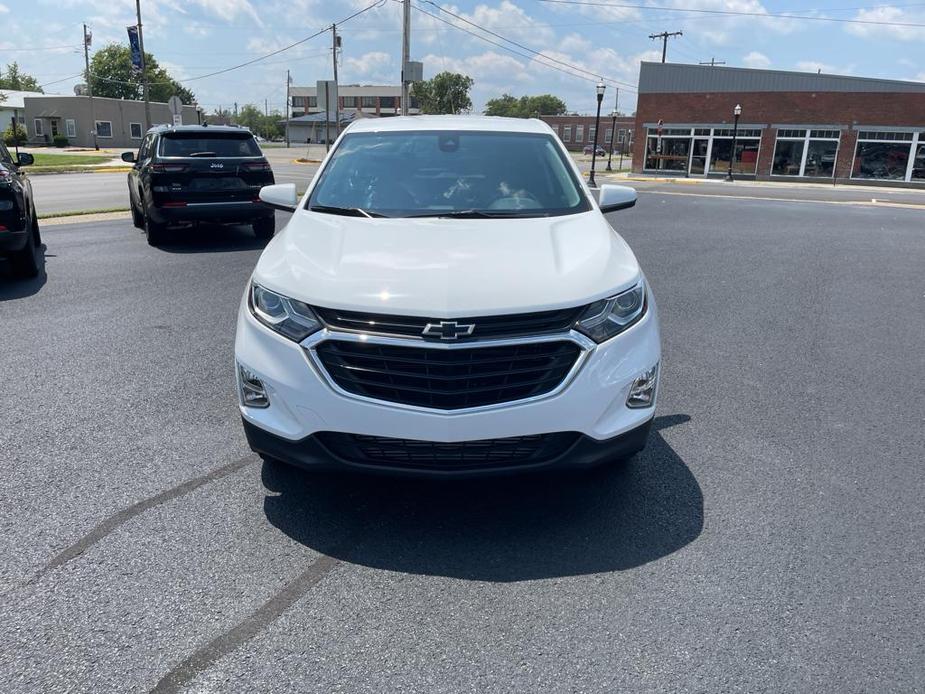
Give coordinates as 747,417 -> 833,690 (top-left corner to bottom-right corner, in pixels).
0,144 -> 41,278
123,125 -> 276,246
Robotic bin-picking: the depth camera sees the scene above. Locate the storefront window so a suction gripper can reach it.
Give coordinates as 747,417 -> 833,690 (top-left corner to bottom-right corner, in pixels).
773,139 -> 805,175
804,140 -> 838,177
645,136 -> 689,171
852,141 -> 911,180
710,138 -> 760,175
912,144 -> 925,180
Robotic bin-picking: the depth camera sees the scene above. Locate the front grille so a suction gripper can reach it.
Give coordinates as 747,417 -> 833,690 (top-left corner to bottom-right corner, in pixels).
313,340 -> 581,410
313,305 -> 586,341
317,431 -> 580,471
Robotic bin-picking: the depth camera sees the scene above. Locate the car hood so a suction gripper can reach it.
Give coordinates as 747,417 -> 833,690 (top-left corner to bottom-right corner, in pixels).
253,209 -> 642,317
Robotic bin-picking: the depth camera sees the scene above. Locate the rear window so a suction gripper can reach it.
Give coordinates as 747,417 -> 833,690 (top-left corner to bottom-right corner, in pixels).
159,132 -> 261,158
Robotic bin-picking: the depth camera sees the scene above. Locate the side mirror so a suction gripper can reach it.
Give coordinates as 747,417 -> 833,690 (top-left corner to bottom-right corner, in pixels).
121,151 -> 136,163
598,184 -> 637,213
16,153 -> 34,167
259,183 -> 298,212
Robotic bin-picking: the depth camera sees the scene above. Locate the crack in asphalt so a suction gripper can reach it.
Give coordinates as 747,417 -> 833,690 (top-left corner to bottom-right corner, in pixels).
150,553 -> 344,694
28,454 -> 259,585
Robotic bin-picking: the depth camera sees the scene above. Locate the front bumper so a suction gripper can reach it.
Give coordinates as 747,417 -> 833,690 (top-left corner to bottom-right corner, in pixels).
235,291 -> 661,471
243,417 -> 652,477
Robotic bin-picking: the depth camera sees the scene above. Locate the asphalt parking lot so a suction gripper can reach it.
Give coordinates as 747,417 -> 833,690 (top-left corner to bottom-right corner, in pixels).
1,193 -> 923,692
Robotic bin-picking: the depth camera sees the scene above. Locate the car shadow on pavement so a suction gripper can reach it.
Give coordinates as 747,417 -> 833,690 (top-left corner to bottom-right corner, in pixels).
261,414 -> 701,581
154,224 -> 270,254
0,246 -> 48,300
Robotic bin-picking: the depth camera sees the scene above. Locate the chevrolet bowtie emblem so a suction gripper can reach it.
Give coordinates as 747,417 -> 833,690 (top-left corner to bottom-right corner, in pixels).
422,320 -> 476,340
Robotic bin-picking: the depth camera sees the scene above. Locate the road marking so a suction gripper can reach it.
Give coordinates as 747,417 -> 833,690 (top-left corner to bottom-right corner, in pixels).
151,553 -> 344,693
638,190 -> 925,210
28,455 -> 258,584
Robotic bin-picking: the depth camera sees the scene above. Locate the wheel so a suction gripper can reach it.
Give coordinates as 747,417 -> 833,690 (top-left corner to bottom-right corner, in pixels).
143,198 -> 168,247
252,216 -> 275,240
10,212 -> 41,279
131,195 -> 145,229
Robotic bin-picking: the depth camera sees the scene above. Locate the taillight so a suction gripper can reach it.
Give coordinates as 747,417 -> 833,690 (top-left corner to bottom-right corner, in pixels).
242,160 -> 272,172
0,224 -> 7,231
151,163 -> 189,173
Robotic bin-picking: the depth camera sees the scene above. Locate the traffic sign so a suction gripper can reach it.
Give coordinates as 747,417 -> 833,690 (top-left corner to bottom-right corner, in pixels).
168,96 -> 183,118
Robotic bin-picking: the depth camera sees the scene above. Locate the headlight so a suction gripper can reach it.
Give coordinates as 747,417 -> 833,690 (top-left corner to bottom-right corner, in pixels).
248,282 -> 321,342
575,280 -> 646,343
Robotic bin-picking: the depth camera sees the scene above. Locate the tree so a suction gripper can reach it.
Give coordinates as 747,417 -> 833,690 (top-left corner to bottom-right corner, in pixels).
0,63 -> 43,93
412,72 -> 473,114
88,44 -> 194,104
235,104 -> 283,140
484,93 -> 567,118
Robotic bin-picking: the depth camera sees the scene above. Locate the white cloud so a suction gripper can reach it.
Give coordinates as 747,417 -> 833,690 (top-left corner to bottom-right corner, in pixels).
742,51 -> 771,68
191,0 -> 262,27
916,72 -> 925,82
795,60 -> 832,73
0,3 -> 9,13
444,1 -> 556,45
558,33 -> 591,54
845,6 -> 925,41
344,51 -> 393,83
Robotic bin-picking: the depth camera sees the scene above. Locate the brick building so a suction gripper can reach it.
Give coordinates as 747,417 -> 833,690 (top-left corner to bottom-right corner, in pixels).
541,114 -> 636,153
633,62 -> 925,186
290,85 -> 419,118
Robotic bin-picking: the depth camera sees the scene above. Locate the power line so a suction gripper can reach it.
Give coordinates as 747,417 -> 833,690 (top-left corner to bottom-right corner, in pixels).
410,2 -> 637,92
533,0 -> 925,29
418,0 -> 635,87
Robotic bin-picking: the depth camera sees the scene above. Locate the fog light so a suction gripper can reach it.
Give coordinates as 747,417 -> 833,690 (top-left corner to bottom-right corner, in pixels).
627,364 -> 658,409
238,365 -> 269,408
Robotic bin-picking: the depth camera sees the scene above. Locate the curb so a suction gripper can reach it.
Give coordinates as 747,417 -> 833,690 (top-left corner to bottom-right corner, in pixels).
28,166 -> 132,176
292,159 -> 323,165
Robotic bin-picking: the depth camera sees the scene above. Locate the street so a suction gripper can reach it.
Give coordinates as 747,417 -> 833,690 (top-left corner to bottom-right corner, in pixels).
2,192 -> 923,692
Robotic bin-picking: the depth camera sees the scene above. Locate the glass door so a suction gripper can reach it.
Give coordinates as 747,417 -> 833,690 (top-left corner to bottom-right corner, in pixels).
689,138 -> 709,175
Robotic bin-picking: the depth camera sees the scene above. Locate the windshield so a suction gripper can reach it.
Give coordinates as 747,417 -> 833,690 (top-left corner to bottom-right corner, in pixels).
307,130 -> 590,218
159,132 -> 261,158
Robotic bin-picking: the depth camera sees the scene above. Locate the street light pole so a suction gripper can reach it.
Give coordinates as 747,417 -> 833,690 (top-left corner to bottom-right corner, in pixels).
135,0 -> 151,132
589,80 -> 605,188
725,103 -> 742,182
83,24 -> 98,150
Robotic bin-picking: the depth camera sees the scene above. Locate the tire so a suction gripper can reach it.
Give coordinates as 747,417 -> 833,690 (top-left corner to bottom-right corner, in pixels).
252,216 -> 275,240
131,195 -> 145,229
10,211 -> 42,279
143,198 -> 168,247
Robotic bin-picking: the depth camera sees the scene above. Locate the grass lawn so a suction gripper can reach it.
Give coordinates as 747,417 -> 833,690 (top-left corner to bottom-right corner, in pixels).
29,153 -> 114,167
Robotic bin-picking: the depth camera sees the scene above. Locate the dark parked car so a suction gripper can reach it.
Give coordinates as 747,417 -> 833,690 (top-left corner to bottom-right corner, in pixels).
0,144 -> 41,278
583,144 -> 607,156
123,125 -> 276,246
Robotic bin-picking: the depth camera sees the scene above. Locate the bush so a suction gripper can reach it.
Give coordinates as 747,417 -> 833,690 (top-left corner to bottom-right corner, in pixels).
2,123 -> 27,146
53,134 -> 69,148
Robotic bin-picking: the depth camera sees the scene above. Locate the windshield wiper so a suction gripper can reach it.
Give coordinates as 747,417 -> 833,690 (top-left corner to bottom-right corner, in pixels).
188,151 -> 218,157
406,209 -> 541,219
308,205 -> 385,218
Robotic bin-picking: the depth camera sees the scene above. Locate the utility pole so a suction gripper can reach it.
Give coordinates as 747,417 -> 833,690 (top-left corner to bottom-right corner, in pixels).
285,69 -> 291,148
699,58 -> 726,67
401,0 -> 411,116
82,24 -> 98,151
332,24 -> 340,137
135,0 -> 151,131
649,31 -> 683,63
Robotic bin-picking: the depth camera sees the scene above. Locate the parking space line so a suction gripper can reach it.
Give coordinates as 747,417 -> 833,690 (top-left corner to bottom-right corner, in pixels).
637,190 -> 925,210
28,455 -> 258,584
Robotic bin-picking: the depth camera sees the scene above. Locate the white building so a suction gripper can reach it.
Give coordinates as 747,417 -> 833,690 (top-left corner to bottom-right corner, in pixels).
0,90 -> 46,135
289,85 -> 419,118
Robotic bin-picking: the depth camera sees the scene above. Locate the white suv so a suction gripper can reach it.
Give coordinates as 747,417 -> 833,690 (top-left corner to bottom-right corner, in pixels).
235,116 -> 660,475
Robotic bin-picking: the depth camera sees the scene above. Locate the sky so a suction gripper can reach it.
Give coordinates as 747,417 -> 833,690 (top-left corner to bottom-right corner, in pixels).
1,0 -> 924,116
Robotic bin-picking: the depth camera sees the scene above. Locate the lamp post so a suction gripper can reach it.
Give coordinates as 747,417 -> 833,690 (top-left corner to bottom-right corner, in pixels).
589,81 -> 606,187
605,109 -> 618,171
725,103 -> 742,182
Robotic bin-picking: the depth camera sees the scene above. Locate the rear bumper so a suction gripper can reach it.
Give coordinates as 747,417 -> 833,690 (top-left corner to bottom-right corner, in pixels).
243,417 -> 652,478
0,227 -> 29,253
149,201 -> 273,225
